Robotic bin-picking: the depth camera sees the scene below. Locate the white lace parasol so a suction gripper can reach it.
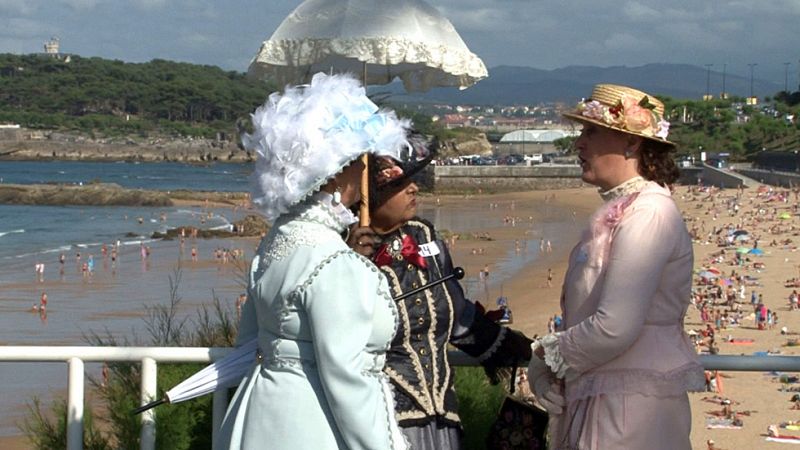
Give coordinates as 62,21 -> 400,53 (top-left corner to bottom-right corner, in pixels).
248,0 -> 488,92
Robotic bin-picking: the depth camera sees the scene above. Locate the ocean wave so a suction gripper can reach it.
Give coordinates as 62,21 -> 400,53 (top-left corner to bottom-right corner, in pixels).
121,238 -> 162,246
0,229 -> 25,238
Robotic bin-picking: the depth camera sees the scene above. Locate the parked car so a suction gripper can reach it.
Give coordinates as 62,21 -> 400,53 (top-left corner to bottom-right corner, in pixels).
523,154 -> 543,164
498,155 -> 522,165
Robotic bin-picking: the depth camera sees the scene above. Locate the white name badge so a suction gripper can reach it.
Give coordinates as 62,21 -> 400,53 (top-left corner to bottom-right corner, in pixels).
418,242 -> 440,257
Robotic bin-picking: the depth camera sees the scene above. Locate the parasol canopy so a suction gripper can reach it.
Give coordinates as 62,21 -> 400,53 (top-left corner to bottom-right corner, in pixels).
247,0 -> 488,92
736,247 -> 751,254
779,212 -> 793,220
750,248 -> 765,256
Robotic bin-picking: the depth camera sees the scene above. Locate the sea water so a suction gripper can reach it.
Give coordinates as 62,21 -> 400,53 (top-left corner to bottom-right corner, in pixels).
0,160 -> 583,436
0,161 -> 255,434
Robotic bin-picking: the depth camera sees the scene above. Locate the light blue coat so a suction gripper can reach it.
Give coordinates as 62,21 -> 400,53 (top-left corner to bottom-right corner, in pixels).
215,199 -> 407,450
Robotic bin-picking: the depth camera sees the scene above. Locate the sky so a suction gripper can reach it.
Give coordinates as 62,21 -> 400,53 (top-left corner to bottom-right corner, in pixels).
0,0 -> 798,87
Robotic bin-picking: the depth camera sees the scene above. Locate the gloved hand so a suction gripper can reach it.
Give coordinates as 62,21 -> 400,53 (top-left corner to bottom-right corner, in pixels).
527,348 -> 566,415
475,301 -> 506,323
346,225 -> 380,258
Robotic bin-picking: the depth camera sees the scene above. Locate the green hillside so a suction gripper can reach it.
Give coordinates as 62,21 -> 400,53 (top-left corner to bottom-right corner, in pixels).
0,53 -> 798,161
0,53 -> 272,139
660,94 -> 800,160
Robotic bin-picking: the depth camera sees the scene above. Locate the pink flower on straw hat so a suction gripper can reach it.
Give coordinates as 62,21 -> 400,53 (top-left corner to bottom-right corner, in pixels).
620,95 -> 655,135
567,84 -> 674,144
655,119 -> 670,139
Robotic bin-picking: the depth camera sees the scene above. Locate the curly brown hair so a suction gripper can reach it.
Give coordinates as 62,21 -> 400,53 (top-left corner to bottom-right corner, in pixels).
637,140 -> 679,186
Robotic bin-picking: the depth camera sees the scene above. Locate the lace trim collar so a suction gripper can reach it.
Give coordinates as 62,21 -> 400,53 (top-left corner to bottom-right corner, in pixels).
599,176 -> 648,202
284,192 -> 357,233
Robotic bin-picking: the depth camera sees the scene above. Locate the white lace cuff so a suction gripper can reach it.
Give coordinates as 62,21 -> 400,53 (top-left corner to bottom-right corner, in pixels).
534,333 -> 571,379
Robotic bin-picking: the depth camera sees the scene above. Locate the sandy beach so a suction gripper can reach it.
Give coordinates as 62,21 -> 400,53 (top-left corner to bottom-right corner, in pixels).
4,183 -> 800,449
438,184 -> 800,450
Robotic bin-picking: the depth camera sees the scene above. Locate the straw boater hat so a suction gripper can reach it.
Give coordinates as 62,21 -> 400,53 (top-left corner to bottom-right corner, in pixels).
563,83 -> 674,146
244,72 -> 411,222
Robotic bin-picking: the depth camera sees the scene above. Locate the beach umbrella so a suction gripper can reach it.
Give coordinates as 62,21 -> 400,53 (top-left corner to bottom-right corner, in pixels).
133,267 -> 465,414
732,230 -> 749,236
247,0 -> 487,224
698,270 -> 719,279
736,247 -> 751,254
779,212 -> 793,220
247,0 -> 488,93
734,234 -> 750,242
750,248 -> 765,256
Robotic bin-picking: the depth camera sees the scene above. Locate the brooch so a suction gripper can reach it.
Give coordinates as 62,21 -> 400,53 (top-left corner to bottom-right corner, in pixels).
390,236 -> 403,260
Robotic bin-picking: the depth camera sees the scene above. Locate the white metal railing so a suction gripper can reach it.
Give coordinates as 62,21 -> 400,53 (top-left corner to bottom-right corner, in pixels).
2,346 -> 800,450
0,346 -> 234,450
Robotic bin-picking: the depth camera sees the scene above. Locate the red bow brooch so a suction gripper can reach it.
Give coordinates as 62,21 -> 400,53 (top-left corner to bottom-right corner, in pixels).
374,235 -> 428,269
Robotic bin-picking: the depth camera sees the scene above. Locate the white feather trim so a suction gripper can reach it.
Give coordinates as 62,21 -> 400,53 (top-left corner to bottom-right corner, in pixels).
244,72 -> 410,223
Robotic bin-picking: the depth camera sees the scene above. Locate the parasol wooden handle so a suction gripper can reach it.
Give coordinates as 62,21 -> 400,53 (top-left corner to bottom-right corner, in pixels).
360,153 -> 370,226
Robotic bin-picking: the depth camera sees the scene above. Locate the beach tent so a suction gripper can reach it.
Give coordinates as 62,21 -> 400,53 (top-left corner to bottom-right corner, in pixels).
698,270 -> 719,279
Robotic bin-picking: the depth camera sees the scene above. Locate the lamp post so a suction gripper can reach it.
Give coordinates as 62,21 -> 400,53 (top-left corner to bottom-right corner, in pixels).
721,63 -> 727,99
785,62 -> 791,93
747,63 -> 758,104
704,64 -> 713,100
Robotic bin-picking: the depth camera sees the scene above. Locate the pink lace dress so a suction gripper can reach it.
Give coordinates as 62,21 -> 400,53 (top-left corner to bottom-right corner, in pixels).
541,177 -> 705,450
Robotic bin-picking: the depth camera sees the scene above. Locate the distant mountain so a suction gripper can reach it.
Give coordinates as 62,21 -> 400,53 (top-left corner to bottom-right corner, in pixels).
376,63 -> 784,105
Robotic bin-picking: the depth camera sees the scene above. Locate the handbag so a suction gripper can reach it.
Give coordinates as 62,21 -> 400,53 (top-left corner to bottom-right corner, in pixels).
486,361 -> 549,449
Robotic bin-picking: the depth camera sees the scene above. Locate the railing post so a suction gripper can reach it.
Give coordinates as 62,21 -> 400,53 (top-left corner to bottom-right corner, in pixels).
67,357 -> 84,450
212,388 -> 228,445
140,357 -> 157,450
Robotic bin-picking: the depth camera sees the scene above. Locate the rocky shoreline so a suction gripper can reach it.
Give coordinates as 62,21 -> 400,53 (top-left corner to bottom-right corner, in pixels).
0,127 -> 494,163
0,128 -> 253,163
0,181 -> 269,237
0,183 -> 249,207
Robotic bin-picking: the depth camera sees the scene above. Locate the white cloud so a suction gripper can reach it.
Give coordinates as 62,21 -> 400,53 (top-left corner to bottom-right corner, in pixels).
179,31 -> 213,49
131,0 -> 168,11
603,32 -> 657,53
622,1 -> 662,21
0,0 -> 37,14
1,18 -> 54,38
57,0 -> 102,10
0,0 -> 796,83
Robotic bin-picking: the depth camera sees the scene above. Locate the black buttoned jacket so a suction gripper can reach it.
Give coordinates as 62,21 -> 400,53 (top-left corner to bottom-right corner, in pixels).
377,218 -> 531,428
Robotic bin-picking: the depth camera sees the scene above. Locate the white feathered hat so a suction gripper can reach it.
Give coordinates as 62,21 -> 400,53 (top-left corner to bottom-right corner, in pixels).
244,72 -> 410,222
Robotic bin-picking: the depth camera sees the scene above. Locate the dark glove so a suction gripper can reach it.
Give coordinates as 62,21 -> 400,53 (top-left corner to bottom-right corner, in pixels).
346,225 -> 380,258
482,328 -> 534,384
475,301 -> 506,323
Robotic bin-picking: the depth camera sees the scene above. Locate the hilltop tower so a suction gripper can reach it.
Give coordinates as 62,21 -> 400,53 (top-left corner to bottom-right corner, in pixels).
43,37 -> 60,56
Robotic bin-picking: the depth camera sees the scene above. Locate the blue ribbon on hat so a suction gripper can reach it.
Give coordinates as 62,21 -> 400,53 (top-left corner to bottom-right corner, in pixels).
322,96 -> 388,150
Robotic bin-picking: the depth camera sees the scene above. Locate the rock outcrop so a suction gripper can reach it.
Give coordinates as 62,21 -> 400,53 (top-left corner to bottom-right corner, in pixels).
0,183 -> 173,206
